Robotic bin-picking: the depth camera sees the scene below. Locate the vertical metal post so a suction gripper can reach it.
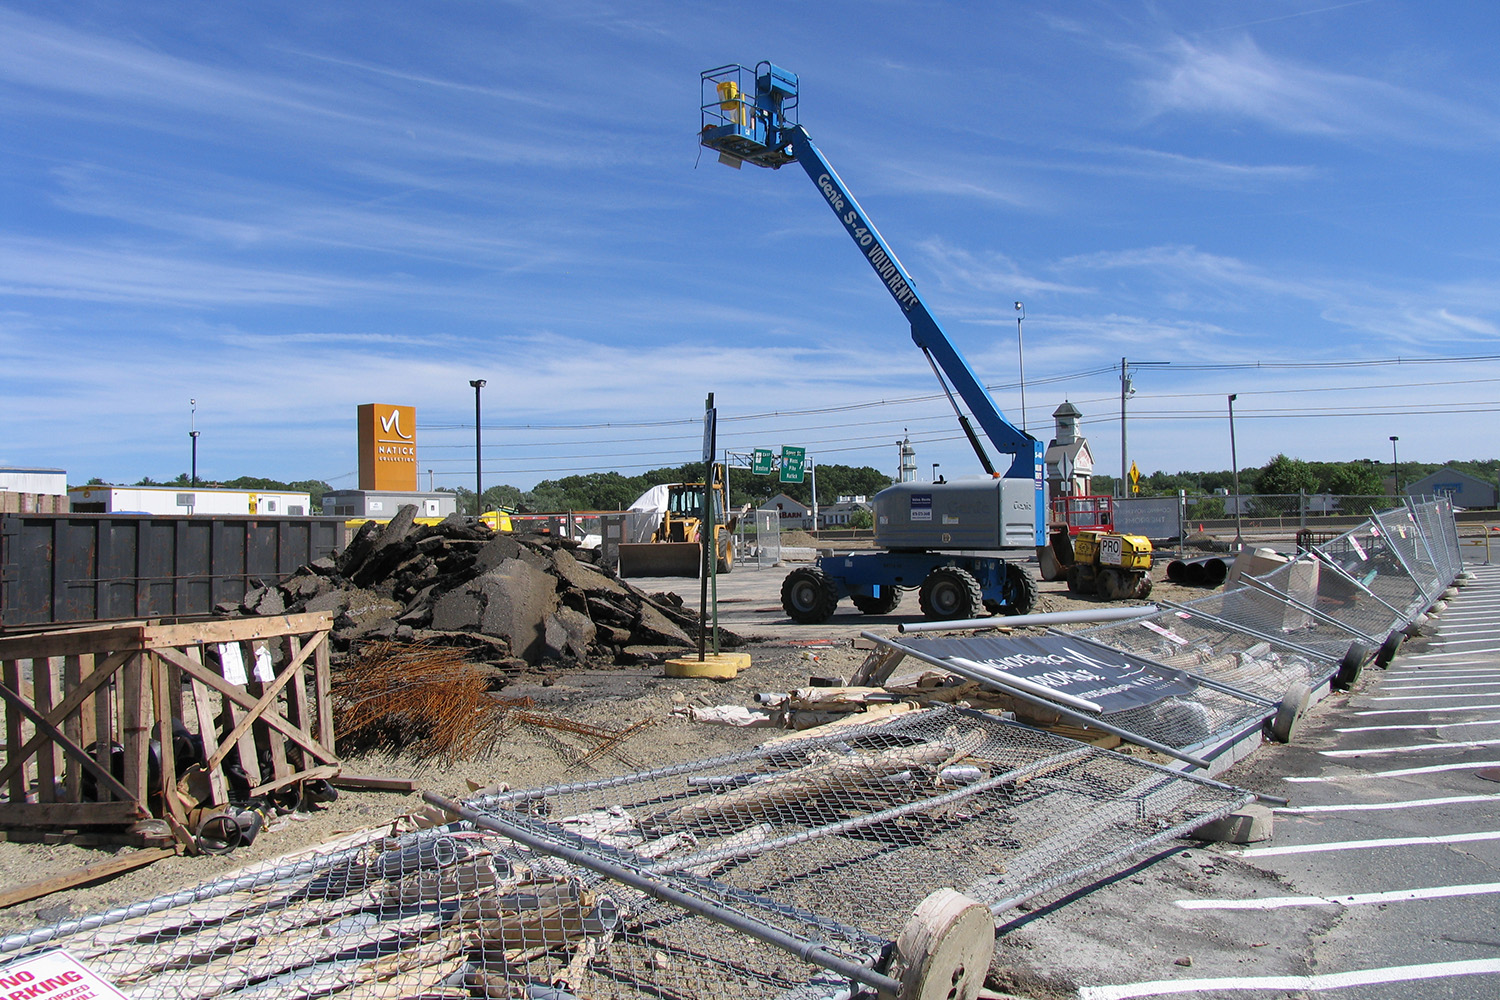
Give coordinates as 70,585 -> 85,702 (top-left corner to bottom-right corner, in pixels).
1014,301 -> 1027,433
189,398 -> 199,488
1228,394 -> 1242,551
470,379 -> 486,515
1390,435 -> 1400,498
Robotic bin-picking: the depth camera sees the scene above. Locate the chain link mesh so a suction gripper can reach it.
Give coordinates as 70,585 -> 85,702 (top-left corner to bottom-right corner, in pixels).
2,708 -> 1249,1000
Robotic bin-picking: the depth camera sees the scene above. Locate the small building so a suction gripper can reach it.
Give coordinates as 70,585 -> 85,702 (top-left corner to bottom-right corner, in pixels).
321,489 -> 457,519
764,493 -> 812,531
1403,466 -> 1498,508
1,467 -> 68,513
818,499 -> 871,528
69,485 -> 311,516
1044,401 -> 1094,498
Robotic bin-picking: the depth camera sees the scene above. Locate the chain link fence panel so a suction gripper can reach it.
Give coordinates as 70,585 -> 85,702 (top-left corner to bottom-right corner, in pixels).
1,708 -> 1250,1000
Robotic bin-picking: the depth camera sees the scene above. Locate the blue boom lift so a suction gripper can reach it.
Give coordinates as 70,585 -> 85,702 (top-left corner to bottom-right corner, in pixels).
700,63 -> 1046,622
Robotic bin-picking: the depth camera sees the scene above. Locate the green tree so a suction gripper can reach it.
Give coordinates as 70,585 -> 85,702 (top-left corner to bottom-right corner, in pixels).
848,507 -> 874,529
1253,454 -> 1317,495
1323,462 -> 1383,496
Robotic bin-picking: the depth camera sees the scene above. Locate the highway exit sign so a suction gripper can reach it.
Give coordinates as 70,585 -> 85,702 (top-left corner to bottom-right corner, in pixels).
752,448 -> 774,476
780,446 -> 806,484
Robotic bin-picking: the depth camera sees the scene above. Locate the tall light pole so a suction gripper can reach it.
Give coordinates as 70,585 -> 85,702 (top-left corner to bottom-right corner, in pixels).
470,379 -> 486,515
1120,358 -> 1169,497
1390,435 -> 1400,498
189,398 -> 199,487
1014,301 -> 1027,434
1228,394 -> 1242,551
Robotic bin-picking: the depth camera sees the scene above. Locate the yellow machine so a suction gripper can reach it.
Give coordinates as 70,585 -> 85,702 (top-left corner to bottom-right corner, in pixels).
345,510 -> 513,534
617,467 -> 736,578
1066,530 -> 1154,600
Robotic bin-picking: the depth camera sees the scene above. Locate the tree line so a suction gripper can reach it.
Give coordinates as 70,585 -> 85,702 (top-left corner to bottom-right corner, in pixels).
1093,456 -> 1500,499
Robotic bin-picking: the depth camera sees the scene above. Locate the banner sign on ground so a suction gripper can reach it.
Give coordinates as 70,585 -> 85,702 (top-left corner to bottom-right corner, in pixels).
904,634 -> 1195,713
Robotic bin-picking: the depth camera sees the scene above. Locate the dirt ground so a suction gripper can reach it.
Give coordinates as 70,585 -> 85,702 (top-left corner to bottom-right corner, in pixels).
0,550 -> 1218,944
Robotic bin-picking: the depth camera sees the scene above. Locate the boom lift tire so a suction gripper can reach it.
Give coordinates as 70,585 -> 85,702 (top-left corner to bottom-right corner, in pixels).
919,567 -> 983,621
852,589 -> 903,615
1002,563 -> 1039,616
782,567 -> 840,624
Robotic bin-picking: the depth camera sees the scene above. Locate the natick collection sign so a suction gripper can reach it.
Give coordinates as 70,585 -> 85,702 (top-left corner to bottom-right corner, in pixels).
357,403 -> 418,492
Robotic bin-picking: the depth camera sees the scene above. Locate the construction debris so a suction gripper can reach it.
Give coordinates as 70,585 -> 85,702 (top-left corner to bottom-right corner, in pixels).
227,506 -> 740,673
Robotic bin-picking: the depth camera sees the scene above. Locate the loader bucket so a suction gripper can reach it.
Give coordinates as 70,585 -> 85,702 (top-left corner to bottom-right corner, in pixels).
618,541 -> 704,578
1037,524 -> 1075,582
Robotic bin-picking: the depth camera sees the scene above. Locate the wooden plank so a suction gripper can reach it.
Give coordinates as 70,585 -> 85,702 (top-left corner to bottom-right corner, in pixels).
152,653 -> 187,828
34,657 -> 58,802
258,644 -> 291,783
186,648 -> 229,807
221,644 -> 263,789
0,648 -> 134,793
140,612 -> 334,650
0,625 -> 146,662
249,763 -> 340,798
329,774 -> 417,793
0,847 -> 176,909
0,801 -> 143,827
94,656 -> 114,790
120,653 -> 149,807
315,633 -> 333,755
64,654 -> 84,802
284,636 -> 309,772
152,646 -> 336,765
0,680 -> 137,805
3,658 -> 25,801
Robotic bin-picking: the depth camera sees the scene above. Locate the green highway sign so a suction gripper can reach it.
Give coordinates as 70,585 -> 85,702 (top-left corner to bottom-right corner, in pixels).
780,446 -> 806,484
752,448 -> 774,476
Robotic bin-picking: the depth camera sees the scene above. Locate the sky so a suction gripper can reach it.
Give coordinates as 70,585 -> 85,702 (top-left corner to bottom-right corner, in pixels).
2,0 -> 1497,493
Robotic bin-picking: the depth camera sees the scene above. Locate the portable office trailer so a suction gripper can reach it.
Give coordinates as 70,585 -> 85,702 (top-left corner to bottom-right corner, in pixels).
69,485 -> 312,516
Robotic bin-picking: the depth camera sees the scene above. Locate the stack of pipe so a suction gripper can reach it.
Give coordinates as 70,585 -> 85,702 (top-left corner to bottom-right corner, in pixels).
1165,556 -> 1228,587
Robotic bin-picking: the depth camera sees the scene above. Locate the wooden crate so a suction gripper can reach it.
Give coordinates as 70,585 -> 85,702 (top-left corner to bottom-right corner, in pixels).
0,613 -> 338,835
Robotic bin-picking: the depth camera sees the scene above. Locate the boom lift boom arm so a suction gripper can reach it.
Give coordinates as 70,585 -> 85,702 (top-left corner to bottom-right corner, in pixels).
700,63 -> 1044,545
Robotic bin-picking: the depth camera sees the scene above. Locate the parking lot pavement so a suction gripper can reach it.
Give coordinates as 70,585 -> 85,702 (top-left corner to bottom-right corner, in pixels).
994,564 -> 1500,1000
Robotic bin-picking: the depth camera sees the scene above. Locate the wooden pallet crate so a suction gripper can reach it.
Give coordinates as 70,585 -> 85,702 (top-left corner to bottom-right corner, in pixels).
0,612 -> 338,838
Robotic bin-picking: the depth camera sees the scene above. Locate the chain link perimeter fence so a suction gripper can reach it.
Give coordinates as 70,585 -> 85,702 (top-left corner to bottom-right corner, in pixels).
1,707 -> 1251,1000
1072,498 -> 1463,725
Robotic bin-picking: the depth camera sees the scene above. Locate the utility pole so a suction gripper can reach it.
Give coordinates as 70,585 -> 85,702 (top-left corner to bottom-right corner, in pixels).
470,379 -> 486,515
1120,358 -> 1169,497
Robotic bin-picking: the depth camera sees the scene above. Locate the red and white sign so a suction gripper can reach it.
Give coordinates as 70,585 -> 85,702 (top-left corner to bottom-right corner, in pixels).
0,950 -> 129,1000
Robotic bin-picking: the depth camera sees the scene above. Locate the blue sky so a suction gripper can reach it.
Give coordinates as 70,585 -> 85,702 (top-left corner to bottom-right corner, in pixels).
3,1 -> 1497,492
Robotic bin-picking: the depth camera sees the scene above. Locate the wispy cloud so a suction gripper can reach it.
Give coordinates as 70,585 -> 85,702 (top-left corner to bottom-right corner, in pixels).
1138,35 -> 1500,145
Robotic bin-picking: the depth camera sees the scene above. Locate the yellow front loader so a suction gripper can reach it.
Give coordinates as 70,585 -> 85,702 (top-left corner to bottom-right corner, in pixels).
617,467 -> 737,578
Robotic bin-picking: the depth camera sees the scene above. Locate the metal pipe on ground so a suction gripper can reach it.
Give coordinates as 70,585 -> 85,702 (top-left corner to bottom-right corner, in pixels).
899,604 -> 1159,634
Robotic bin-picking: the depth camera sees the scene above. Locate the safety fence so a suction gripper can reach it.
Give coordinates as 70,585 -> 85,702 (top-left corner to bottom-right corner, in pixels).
1068,497 -> 1462,753
0,706 -> 1250,999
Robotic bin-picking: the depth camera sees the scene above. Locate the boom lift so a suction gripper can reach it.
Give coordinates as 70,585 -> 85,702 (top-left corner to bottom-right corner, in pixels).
699,63 -> 1046,622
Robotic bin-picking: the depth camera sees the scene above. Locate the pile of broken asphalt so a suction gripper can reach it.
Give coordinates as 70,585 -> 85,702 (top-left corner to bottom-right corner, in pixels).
222,505 -> 742,678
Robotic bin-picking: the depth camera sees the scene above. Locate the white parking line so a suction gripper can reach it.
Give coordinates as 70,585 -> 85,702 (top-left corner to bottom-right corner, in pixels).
1078,958 -> 1500,1000
1367,691 -> 1500,702
1384,669 -> 1500,677
1276,793 -> 1500,812
1238,829 -> 1500,857
1381,681 -> 1500,690
1286,759 -> 1500,781
1355,703 -> 1500,716
1321,737 -> 1500,756
1175,881 -> 1500,910
1337,718 -> 1500,732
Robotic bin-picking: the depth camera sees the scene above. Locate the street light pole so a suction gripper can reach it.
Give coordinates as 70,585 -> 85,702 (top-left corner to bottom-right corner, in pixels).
1390,435 -> 1400,498
1014,301 -> 1027,434
932,462 -> 940,483
189,398 -> 199,487
1228,394 -> 1242,551
470,379 -> 487,516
